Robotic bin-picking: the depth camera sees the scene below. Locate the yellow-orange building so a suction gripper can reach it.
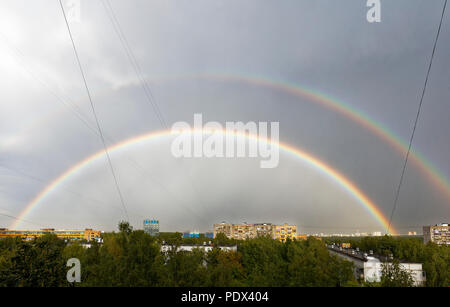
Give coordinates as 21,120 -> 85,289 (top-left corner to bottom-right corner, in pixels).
273,224 -> 297,242
0,228 -> 101,241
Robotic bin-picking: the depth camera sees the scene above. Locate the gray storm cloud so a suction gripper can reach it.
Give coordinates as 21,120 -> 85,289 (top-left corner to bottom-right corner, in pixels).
0,0 -> 449,234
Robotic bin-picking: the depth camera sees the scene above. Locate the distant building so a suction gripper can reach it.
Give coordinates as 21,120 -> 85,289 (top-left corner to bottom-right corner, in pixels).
214,222 -> 273,240
341,243 -> 351,249
408,231 -> 417,236
213,222 -> 298,241
328,244 -> 426,286
214,222 -> 233,238
296,234 -> 307,240
0,228 -> 101,241
183,231 -> 200,238
182,231 -> 214,239
161,244 -> 237,254
143,219 -> 160,237
273,224 -> 297,242
229,223 -> 258,240
423,223 -> 450,245
255,223 -> 275,238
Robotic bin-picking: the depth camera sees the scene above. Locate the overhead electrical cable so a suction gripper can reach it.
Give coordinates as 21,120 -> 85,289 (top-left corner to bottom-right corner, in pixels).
0,210 -> 45,228
59,0 -> 129,221
102,0 -> 212,221
388,0 -> 447,234
0,31 -> 208,225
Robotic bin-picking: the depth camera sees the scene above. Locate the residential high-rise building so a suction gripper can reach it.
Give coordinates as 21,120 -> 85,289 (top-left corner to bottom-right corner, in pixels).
213,222 -> 233,238
255,223 -> 274,237
229,223 -> 258,240
423,223 -> 450,245
143,219 -> 160,236
273,224 -> 297,242
213,222 -> 297,241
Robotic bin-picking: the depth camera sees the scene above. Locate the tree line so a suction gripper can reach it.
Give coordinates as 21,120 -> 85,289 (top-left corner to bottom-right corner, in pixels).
0,222 -> 448,287
0,222 -> 355,287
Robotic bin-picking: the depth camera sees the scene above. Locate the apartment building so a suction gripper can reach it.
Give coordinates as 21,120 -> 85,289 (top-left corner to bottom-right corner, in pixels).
423,223 -> 450,245
213,222 -> 233,238
273,224 -> 297,242
213,222 -> 297,241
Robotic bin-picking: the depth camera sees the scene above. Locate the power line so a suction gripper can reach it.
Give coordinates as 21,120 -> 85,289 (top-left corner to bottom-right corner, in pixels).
0,164 -> 129,214
0,31 -> 99,136
0,162 -> 210,226
101,0 -> 167,129
388,0 -> 447,234
0,44 -> 202,223
58,0 -> 129,221
101,0 -> 212,218
0,210 -> 45,228
0,34 -> 195,213
0,37 -> 209,226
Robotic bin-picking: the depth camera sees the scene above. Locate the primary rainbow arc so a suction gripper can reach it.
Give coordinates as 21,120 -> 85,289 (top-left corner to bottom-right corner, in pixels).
11,129 -> 398,235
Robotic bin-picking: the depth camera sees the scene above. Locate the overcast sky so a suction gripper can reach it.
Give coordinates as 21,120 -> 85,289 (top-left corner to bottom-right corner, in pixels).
0,0 -> 449,234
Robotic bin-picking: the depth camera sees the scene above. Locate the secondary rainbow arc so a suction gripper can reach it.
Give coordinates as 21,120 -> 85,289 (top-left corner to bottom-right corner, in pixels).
158,72 -> 450,202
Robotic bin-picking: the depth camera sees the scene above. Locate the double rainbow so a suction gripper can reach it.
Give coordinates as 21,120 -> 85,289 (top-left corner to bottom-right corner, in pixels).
9,73 -> 449,234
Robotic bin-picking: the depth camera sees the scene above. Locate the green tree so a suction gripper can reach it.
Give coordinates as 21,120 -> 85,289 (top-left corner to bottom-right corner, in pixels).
380,260 -> 415,287
165,248 -> 208,286
118,221 -> 133,235
205,248 -> 245,286
238,237 -> 286,286
0,235 -> 68,287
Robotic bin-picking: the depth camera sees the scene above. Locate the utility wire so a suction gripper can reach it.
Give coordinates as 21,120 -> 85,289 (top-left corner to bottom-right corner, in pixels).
0,31 -> 97,134
59,0 -> 129,221
0,35 -> 179,205
0,163 -> 208,225
102,0 -> 211,220
0,37 -> 209,227
0,210 -> 45,228
0,164 -> 129,214
102,0 -> 167,129
388,0 -> 447,234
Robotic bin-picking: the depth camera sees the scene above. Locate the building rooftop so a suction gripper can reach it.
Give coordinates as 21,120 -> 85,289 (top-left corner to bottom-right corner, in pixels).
327,244 -> 422,264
